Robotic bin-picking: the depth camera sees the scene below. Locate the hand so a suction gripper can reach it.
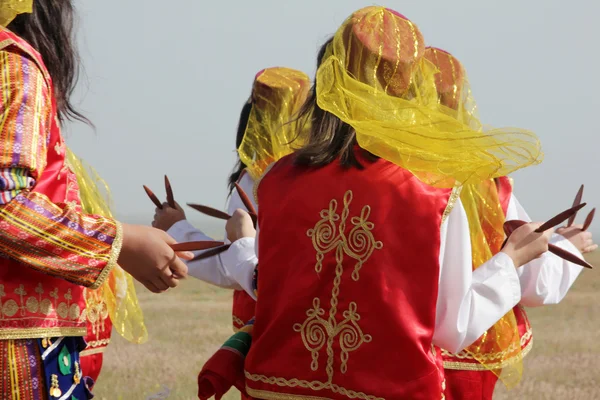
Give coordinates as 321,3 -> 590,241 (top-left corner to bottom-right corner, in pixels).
226,209 -> 256,242
501,222 -> 554,268
118,223 -> 193,293
152,202 -> 186,231
557,224 -> 597,253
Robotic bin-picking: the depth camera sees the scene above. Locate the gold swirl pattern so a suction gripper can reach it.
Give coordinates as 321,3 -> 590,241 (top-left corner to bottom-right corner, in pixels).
0,282 -> 81,322
294,190 -> 381,384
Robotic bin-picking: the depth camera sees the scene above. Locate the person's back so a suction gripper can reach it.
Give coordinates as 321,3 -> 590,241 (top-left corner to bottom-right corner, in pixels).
247,150 -> 452,398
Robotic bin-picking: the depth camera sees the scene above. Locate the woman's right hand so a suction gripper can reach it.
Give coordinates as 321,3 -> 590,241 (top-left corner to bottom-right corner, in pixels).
501,222 -> 553,268
117,223 -> 193,293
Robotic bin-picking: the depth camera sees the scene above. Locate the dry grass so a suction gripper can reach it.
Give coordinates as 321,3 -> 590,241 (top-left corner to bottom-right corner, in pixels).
94,254 -> 600,400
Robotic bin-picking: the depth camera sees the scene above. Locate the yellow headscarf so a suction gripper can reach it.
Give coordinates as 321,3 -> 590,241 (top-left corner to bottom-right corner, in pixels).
426,46 -> 524,388
67,148 -> 148,344
0,0 -> 32,27
237,67 -> 311,180
316,6 -> 542,188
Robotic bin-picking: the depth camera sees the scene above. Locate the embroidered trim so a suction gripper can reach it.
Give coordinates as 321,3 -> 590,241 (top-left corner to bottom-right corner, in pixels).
247,387 -> 336,400
0,327 -> 86,340
232,315 -> 245,330
90,221 -> 122,290
83,338 -> 110,349
252,163 -> 275,206
79,347 -> 106,357
443,335 -> 534,371
441,185 -> 462,225
245,372 -> 384,400
443,337 -> 534,371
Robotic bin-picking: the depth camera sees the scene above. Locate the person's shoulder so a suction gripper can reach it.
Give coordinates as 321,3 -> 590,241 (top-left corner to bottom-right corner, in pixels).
0,28 -> 50,83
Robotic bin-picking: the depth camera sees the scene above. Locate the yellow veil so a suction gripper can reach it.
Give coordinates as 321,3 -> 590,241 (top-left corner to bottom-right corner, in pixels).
316,6 -> 542,188
0,0 -> 32,27
237,67 -> 311,180
67,148 -> 148,344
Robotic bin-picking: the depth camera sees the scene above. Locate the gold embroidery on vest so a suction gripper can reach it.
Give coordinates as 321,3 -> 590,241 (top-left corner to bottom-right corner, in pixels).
0,283 -> 81,321
294,190 -> 382,382
245,371 -> 385,400
83,289 -> 109,338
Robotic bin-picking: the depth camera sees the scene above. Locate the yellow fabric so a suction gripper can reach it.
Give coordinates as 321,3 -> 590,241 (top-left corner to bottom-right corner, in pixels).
427,47 -> 523,388
0,0 -> 32,27
316,6 -> 543,189
66,148 -> 148,344
238,67 -> 311,180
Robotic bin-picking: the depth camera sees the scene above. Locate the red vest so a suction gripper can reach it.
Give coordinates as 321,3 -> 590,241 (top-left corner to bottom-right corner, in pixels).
246,151 -> 453,400
442,177 -> 533,370
0,30 -> 87,339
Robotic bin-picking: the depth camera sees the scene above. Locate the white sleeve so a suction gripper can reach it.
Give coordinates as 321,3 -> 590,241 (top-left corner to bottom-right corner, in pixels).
219,171 -> 262,300
167,219 -> 214,243
433,198 -> 522,354
506,194 -> 584,307
166,172 -> 258,289
167,220 -> 241,288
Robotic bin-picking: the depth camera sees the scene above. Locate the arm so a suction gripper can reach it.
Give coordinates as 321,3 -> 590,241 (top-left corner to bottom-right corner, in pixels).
171,171 -> 259,289
506,194 -> 584,307
433,198 -> 522,353
0,50 -> 120,289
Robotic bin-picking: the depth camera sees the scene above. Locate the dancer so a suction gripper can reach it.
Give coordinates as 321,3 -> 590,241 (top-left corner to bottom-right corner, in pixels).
67,150 -> 148,387
0,2 -> 191,399
152,67 -> 310,331
424,47 -> 594,398
195,7 -> 596,399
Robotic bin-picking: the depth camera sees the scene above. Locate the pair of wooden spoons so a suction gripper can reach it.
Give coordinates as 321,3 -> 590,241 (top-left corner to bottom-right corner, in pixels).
143,177 -> 255,261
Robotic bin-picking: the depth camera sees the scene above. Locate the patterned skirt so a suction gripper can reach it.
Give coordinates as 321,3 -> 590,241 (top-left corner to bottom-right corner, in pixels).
0,337 -> 94,400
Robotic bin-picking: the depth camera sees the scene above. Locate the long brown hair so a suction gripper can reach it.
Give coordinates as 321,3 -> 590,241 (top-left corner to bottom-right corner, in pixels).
294,37 -> 376,169
8,0 -> 90,124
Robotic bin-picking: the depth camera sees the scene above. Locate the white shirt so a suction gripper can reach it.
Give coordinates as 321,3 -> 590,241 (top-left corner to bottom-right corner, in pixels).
166,172 -> 256,289
172,173 -> 583,353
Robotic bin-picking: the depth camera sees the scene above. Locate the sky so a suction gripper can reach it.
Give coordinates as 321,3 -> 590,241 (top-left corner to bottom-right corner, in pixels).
66,0 -> 599,234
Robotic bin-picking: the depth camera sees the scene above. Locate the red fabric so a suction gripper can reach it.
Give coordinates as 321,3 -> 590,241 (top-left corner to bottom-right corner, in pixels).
495,177 -> 512,216
232,290 -> 255,331
246,151 -> 451,399
80,352 -> 103,385
445,369 -> 498,400
0,29 -> 87,337
198,348 -> 246,400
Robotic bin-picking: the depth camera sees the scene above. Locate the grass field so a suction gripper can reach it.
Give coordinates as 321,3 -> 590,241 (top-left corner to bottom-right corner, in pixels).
94,253 -> 600,400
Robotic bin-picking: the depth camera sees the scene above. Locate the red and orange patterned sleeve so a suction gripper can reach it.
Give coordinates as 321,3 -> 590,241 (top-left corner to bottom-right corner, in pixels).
0,48 -> 121,289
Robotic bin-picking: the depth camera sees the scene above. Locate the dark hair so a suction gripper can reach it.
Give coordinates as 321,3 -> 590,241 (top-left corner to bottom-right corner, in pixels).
294,37 -> 376,169
227,100 -> 253,193
8,0 -> 90,125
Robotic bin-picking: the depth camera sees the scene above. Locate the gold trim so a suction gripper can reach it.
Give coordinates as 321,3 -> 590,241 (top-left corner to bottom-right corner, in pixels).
443,337 -> 534,371
80,347 -> 106,357
232,315 -> 245,329
247,387 -> 334,400
245,372 -> 384,400
0,327 -> 86,340
441,185 -> 462,225
252,163 -> 275,206
84,338 -> 110,349
90,221 -> 122,290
